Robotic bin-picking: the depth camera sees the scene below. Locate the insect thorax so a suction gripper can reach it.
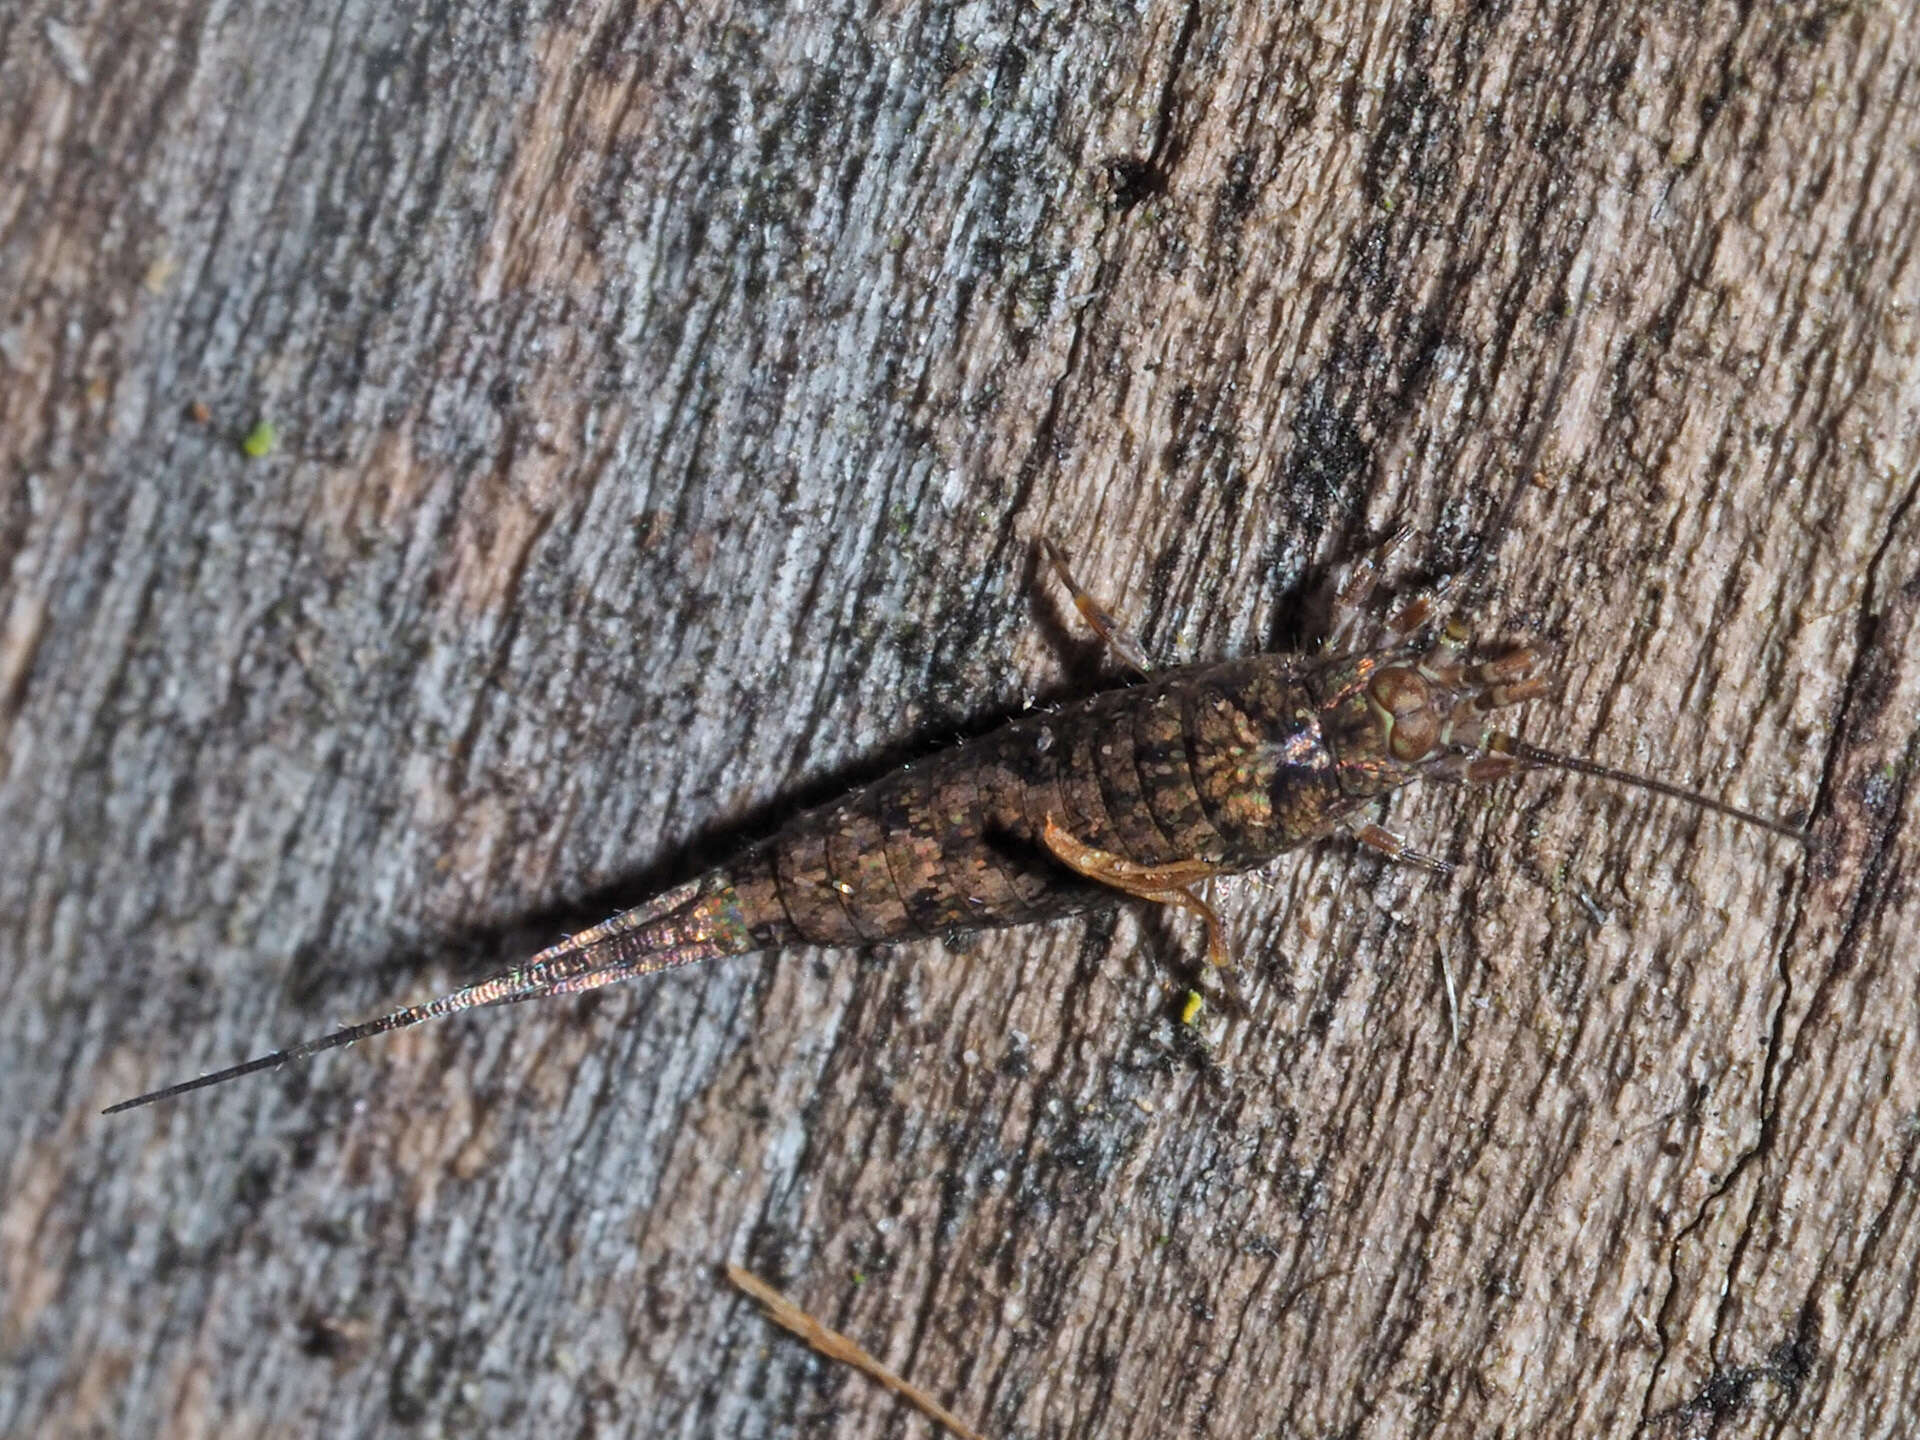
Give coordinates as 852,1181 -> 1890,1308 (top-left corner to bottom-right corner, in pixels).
1173,656 -> 1353,860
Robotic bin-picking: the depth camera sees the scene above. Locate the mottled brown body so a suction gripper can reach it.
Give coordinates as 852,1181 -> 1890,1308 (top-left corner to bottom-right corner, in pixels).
725,655 -> 1362,950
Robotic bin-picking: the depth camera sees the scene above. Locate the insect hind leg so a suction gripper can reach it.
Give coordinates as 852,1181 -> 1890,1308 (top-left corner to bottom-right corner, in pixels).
1039,815 -> 1232,968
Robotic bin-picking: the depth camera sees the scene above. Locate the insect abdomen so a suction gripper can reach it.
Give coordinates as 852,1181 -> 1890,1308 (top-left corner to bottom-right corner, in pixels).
728,657 -> 1345,949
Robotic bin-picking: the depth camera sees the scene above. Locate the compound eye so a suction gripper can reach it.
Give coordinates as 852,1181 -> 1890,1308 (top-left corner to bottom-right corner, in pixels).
1387,709 -> 1439,762
1369,666 -> 1428,717
1368,667 -> 1439,762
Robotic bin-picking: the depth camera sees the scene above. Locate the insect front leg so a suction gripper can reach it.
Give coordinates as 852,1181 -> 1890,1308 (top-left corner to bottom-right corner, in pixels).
1041,537 -> 1154,676
1039,815 -> 1233,968
1326,527 -> 1455,652
1326,525 -> 1410,648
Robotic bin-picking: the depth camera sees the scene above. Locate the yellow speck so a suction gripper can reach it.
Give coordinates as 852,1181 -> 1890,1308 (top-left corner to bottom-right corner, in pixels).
1181,990 -> 1204,1025
241,420 -> 276,458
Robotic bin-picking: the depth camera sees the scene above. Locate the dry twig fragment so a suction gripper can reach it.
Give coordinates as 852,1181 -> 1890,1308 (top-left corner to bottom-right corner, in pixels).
724,1263 -> 989,1440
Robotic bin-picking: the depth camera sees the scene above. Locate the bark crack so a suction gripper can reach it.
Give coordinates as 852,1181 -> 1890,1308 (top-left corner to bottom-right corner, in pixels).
1640,474 -> 1920,1432
1145,0 -> 1202,178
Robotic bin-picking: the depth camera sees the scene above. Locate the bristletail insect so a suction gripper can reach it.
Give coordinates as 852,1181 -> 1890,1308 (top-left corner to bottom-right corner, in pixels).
106,536 -> 1807,1115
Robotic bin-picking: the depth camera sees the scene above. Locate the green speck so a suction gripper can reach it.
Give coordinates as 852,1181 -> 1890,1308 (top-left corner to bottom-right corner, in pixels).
241,420 -> 277,458
1181,990 -> 1204,1026
851,1270 -> 866,1286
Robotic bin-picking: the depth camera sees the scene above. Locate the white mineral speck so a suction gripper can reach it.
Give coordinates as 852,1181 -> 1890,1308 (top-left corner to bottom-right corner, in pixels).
43,19 -> 90,86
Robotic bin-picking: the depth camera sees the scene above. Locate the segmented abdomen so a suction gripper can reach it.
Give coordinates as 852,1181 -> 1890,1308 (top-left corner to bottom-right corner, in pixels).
721,656 -> 1344,948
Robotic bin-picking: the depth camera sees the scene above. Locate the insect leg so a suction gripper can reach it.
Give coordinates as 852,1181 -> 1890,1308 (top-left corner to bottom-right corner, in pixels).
1351,823 -> 1459,1044
1382,574 -> 1455,639
1328,528 -> 1461,651
1041,538 -> 1154,676
1352,822 -> 1455,877
1327,526 -> 1413,649
1041,815 -> 1232,967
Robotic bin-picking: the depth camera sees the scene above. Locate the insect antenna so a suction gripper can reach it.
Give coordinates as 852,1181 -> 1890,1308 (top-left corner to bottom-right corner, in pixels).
1484,732 -> 1810,843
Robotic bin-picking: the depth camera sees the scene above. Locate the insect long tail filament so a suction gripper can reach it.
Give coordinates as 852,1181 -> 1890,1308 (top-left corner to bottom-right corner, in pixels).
100,966 -> 562,1114
104,874 -> 753,1114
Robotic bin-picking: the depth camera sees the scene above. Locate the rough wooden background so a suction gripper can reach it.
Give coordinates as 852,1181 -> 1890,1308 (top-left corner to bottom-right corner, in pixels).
4,1 -> 1917,1436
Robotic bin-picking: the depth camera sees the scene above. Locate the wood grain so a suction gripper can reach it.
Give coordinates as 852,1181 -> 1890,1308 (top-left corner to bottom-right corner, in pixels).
4,1 -> 1916,1436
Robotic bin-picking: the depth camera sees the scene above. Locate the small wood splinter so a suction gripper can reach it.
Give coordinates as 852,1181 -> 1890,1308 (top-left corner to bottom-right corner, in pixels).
724,1263 -> 990,1440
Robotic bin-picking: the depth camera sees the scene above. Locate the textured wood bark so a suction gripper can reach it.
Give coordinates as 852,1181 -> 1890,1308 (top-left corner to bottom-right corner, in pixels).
4,1 -> 1916,1437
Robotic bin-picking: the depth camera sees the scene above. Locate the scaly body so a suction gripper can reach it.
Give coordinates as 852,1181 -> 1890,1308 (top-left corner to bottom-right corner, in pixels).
729,654 -> 1344,948
106,541 -> 1802,1113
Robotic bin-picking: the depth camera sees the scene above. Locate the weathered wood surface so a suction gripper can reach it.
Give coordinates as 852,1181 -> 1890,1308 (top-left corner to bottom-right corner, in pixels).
4,1 -> 1917,1436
